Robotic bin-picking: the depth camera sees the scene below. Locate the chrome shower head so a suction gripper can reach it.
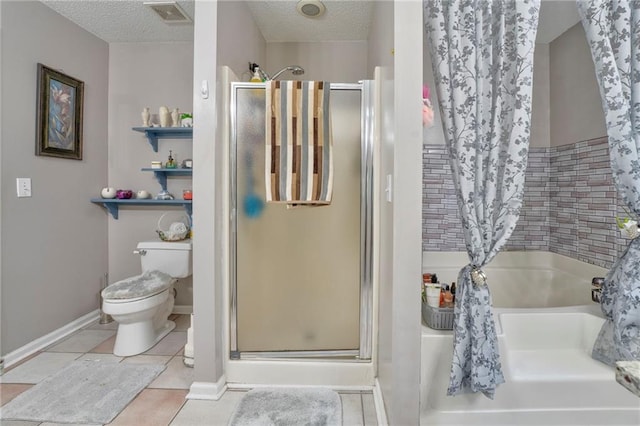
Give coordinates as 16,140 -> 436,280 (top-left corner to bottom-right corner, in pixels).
269,65 -> 305,80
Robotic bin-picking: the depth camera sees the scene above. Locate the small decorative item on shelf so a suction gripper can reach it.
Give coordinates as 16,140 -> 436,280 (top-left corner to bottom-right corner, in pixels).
182,158 -> 192,169
165,150 -> 177,169
136,190 -> 151,199
159,106 -> 170,127
142,107 -> 151,127
155,190 -> 174,200
182,189 -> 192,200
101,187 -> 117,199
180,113 -> 193,128
171,108 -> 180,127
156,212 -> 190,241
151,161 -> 163,169
116,189 -> 133,199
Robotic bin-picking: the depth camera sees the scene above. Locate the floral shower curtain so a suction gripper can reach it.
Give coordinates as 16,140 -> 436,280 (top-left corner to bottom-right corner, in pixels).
424,0 -> 540,398
577,0 -> 640,365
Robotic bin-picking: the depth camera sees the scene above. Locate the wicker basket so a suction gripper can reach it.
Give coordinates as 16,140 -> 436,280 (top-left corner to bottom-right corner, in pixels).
422,303 -> 454,330
156,212 -> 190,241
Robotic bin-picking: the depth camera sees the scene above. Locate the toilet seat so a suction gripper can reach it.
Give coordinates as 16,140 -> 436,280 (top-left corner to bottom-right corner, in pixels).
102,270 -> 175,302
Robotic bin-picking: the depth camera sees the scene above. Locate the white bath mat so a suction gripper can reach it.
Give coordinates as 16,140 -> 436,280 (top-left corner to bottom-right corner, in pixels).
228,387 -> 342,426
0,360 -> 165,424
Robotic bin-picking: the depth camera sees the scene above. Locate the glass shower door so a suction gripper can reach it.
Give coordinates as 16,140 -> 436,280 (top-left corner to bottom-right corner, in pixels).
231,85 -> 364,355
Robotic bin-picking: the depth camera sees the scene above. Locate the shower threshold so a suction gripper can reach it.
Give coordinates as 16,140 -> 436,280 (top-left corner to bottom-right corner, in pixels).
232,349 -> 365,361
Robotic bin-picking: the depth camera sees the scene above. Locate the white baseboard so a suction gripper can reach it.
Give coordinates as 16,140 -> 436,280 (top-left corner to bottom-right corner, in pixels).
173,305 -> 193,315
373,378 -> 388,426
187,376 -> 227,400
226,383 -> 373,393
2,309 -> 100,369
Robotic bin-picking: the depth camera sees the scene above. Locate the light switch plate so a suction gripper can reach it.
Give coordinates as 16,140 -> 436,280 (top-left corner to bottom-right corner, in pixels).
16,178 -> 31,197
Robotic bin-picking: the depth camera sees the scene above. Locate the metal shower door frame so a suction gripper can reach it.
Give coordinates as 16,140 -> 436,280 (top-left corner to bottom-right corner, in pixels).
229,81 -> 374,361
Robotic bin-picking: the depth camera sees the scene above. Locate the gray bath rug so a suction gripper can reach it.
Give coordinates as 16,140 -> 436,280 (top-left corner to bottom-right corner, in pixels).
0,360 -> 165,424
228,387 -> 342,426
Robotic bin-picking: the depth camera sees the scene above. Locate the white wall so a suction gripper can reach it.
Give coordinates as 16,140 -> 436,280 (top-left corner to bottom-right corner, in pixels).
550,22 -> 606,146
107,42 -> 194,307
217,0 -> 266,79
1,1 -> 108,354
531,44 -> 550,148
368,0 -> 396,420
370,0 -> 424,424
189,0 -> 268,397
266,41 -> 367,83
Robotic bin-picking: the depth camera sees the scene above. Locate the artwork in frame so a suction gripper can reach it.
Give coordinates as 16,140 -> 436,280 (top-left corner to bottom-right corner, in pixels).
36,63 -> 84,160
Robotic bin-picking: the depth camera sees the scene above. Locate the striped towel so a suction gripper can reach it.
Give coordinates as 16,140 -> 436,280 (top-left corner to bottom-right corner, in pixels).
265,81 -> 333,206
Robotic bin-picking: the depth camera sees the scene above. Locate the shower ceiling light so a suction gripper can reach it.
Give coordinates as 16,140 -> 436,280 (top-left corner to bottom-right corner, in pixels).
144,1 -> 192,24
296,0 -> 326,19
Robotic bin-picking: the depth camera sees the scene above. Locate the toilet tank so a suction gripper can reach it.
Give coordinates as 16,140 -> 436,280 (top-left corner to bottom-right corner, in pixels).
137,240 -> 192,278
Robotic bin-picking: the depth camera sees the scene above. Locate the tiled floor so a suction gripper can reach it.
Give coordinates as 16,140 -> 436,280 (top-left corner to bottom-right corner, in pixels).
0,314 -> 377,426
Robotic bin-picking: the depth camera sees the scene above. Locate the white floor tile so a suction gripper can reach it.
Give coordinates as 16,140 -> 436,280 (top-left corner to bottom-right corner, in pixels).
77,353 -> 122,363
46,330 -> 115,353
144,331 -> 187,356
148,356 -> 194,389
341,393 -> 364,426
122,354 -> 171,365
0,421 -> 41,426
170,391 -> 245,426
0,352 -> 81,384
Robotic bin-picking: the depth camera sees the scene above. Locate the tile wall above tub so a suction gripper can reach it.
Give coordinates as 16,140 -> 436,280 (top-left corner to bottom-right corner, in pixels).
422,137 -> 627,270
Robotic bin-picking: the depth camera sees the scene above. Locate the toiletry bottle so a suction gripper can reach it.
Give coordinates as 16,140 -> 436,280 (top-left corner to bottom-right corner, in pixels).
450,282 -> 456,303
250,67 -> 263,82
439,283 -> 447,308
443,284 -> 453,308
166,150 -> 177,169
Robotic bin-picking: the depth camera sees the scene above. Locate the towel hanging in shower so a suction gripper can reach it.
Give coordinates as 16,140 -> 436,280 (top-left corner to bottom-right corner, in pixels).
265,80 -> 333,206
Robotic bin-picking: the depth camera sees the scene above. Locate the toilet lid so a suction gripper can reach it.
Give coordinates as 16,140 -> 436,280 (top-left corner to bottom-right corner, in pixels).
102,270 -> 176,300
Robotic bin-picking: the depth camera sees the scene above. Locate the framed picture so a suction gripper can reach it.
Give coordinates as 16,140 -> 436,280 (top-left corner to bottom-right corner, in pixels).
36,63 -> 84,160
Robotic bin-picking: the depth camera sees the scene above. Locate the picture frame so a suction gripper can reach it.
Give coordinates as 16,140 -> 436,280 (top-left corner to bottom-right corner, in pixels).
36,63 -> 84,160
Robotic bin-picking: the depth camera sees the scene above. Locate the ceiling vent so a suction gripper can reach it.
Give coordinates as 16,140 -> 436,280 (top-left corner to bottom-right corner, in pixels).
144,1 -> 192,24
296,0 -> 326,19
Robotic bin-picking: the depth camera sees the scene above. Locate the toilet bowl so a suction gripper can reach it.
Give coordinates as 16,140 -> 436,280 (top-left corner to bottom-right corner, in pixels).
101,241 -> 192,357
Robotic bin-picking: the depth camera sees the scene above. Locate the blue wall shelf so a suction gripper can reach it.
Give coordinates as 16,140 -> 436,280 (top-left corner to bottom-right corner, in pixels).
91,127 -> 192,219
132,127 -> 192,152
141,168 -> 192,191
91,198 -> 192,220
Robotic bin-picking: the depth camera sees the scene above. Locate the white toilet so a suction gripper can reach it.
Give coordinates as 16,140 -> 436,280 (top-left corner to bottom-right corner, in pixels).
102,240 -> 192,356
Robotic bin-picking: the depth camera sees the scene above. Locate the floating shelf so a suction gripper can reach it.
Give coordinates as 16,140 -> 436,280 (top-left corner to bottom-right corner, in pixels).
91,198 -> 192,220
141,168 -> 192,191
132,127 -> 192,152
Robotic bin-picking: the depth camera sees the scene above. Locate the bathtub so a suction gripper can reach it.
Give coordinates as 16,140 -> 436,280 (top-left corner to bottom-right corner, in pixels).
420,251 -> 640,425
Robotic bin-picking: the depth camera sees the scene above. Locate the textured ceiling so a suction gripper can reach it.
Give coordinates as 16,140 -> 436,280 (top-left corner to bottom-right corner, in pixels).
246,0 -> 373,42
40,0 -> 580,44
41,0 -> 196,43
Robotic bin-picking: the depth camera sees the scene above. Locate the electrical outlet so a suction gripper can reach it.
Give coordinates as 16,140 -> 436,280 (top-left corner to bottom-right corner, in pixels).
16,178 -> 32,197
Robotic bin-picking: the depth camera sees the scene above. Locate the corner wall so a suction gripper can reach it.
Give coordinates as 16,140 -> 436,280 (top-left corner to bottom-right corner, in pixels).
107,42 -> 194,306
1,1 -> 108,354
549,22 -> 606,146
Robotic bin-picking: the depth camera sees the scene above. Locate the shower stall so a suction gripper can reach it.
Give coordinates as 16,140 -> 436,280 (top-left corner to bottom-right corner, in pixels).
228,81 -> 375,363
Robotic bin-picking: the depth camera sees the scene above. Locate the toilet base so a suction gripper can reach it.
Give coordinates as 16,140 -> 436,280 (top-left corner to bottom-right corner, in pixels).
113,319 -> 176,357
